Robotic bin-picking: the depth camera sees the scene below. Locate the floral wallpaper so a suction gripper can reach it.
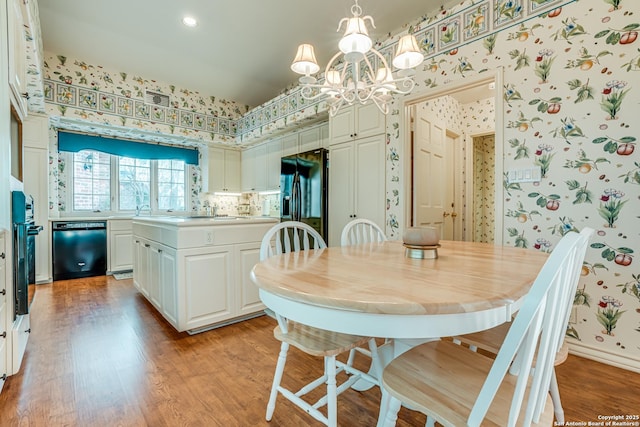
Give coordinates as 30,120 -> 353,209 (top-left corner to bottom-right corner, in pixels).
42,52 -> 245,144
382,0 -> 640,367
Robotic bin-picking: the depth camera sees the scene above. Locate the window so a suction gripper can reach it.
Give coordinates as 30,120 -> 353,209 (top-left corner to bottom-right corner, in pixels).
68,151 -> 189,214
119,157 -> 151,211
157,160 -> 186,210
72,150 -> 111,211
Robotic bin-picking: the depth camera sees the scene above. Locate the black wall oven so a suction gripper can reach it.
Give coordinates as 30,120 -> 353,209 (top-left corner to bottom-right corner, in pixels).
11,191 -> 43,318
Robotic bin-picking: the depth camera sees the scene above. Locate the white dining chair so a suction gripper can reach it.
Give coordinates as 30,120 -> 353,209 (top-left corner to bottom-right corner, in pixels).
340,218 -> 388,391
261,221 -> 382,427
381,228 -> 593,427
340,218 -> 387,246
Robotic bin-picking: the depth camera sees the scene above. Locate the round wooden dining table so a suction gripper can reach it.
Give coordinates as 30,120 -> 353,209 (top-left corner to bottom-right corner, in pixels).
251,240 -> 549,341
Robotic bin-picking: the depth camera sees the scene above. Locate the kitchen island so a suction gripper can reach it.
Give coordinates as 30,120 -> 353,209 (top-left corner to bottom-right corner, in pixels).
132,216 -> 278,333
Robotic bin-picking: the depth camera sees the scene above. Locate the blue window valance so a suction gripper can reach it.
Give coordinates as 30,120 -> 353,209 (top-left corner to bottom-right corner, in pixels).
57,131 -> 199,165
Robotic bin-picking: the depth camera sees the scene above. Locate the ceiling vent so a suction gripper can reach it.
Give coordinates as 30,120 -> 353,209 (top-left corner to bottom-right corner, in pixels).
145,90 -> 170,107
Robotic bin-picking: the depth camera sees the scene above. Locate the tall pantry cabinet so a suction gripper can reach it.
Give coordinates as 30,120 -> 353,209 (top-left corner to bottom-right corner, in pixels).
328,104 -> 386,246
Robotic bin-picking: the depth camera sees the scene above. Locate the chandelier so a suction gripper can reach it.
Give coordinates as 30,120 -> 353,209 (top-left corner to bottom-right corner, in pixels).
290,0 -> 424,116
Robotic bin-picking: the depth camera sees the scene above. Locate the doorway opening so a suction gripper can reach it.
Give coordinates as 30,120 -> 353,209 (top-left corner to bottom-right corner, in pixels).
404,70 -> 504,242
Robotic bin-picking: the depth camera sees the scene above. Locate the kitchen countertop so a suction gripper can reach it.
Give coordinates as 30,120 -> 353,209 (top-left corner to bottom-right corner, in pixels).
49,215 -> 279,225
131,215 -> 279,227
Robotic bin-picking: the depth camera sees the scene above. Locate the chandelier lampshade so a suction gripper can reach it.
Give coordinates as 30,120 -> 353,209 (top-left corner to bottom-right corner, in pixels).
393,34 -> 424,71
291,44 -> 320,79
290,0 -> 424,116
338,16 -> 374,57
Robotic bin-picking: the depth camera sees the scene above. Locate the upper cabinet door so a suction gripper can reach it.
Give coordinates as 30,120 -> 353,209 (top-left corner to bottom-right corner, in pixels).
298,126 -> 320,153
329,104 -> 385,145
329,107 -> 355,145
8,0 -> 28,119
209,147 -> 241,192
355,103 -> 386,140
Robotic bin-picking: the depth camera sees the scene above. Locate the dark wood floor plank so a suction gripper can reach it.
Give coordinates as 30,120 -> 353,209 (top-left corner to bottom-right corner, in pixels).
0,275 -> 638,426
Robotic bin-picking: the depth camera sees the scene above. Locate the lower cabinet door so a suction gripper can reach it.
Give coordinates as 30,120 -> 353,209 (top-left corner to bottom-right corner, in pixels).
235,243 -> 265,316
160,248 -> 178,328
180,245 -> 234,331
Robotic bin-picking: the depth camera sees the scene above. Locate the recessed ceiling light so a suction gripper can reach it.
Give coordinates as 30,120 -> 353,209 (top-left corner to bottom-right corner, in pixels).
182,16 -> 198,27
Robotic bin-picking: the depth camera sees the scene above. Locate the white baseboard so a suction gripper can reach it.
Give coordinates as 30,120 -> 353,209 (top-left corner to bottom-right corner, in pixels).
568,341 -> 640,373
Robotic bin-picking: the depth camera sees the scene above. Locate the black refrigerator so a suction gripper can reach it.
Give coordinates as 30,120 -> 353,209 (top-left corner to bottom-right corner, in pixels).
280,148 -> 329,243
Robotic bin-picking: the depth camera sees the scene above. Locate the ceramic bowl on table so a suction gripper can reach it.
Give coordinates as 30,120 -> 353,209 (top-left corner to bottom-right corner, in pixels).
403,227 -> 440,259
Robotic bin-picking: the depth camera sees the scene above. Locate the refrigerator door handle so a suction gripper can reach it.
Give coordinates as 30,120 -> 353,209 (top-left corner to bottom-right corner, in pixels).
295,176 -> 302,221
291,173 -> 297,221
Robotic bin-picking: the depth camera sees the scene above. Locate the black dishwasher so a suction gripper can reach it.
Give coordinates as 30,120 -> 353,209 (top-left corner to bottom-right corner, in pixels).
52,221 -> 107,281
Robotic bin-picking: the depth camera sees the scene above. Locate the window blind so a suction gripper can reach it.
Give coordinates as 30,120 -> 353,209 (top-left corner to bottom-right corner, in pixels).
57,131 -> 199,165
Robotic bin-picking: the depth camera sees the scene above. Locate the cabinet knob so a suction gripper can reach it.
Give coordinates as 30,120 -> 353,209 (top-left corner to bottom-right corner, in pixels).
26,328 -> 31,334
1,374 -> 6,382
1,331 -> 6,338
0,289 -> 5,295
145,244 -> 150,248
22,92 -> 30,100
0,252 -> 5,259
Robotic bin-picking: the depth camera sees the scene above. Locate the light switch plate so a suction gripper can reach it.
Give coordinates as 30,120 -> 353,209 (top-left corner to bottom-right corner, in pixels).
508,166 -> 542,183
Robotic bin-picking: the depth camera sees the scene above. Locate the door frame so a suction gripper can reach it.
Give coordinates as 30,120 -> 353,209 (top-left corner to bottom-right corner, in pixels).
400,67 -> 504,244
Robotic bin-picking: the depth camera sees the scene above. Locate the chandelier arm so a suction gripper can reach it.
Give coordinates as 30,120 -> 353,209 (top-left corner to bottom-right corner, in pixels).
391,77 -> 417,94
299,85 -> 329,101
370,94 -> 390,115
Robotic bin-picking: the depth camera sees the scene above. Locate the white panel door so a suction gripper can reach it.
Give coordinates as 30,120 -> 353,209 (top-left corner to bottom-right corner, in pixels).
415,110 -> 447,237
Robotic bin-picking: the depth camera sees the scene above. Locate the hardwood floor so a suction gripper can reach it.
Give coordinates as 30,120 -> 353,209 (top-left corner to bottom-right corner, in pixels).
1,276 -> 638,426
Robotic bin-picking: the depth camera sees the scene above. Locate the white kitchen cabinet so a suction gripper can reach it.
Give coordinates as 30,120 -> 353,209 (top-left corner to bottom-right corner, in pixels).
328,134 -> 386,247
133,236 -> 177,328
182,245 -> 234,330
132,218 -> 275,333
159,247 -> 177,327
0,231 -> 7,392
329,103 -> 385,145
22,114 -> 50,282
23,147 -> 49,281
241,143 -> 267,192
266,138 -> 282,190
235,242 -> 264,316
280,134 -> 299,158
148,245 -> 162,309
208,147 -> 241,192
7,0 -> 28,119
298,122 -> 329,153
108,219 -> 133,273
133,238 -> 150,298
